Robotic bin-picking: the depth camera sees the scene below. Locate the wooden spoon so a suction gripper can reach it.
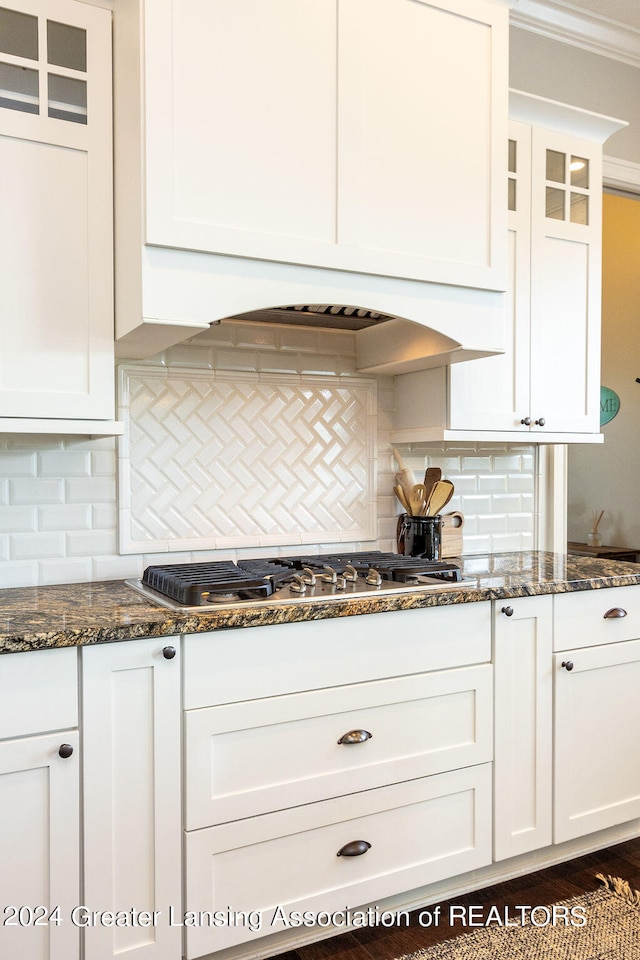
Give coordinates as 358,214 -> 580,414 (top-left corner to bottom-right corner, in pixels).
424,479 -> 455,516
409,483 -> 427,516
393,484 -> 410,513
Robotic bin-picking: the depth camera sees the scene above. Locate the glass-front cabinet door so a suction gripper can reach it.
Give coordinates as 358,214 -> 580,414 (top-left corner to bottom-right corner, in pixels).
0,0 -> 115,426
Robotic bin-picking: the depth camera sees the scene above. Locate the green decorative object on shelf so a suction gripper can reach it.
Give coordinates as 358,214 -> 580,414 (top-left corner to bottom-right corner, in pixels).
600,386 -> 620,426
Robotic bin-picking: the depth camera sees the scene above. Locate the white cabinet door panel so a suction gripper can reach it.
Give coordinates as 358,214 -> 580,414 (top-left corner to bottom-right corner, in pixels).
0,731 -> 80,960
554,639 -> 640,843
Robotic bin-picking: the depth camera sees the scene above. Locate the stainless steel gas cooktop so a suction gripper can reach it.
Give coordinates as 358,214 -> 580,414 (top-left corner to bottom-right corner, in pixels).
126,551 -> 471,611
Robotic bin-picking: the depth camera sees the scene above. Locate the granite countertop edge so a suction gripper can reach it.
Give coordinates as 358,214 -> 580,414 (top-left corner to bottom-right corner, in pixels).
2,551 -> 640,655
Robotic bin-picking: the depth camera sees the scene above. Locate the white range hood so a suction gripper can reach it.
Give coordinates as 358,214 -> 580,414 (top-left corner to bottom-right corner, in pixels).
117,244 -> 506,373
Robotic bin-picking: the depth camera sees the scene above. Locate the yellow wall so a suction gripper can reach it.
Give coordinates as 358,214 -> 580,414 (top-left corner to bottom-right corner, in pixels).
567,192 -> 640,547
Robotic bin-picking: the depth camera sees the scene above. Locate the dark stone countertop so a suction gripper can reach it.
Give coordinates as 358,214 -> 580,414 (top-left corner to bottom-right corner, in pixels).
2,551 -> 640,655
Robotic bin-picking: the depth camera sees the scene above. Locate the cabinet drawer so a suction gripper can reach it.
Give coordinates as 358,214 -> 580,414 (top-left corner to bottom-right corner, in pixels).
184,764 -> 492,957
554,586 -> 640,651
185,664 -> 492,828
183,602 -> 491,708
0,647 -> 77,739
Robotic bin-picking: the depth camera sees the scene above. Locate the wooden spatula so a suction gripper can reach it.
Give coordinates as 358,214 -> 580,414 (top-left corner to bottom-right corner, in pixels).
425,479 -> 455,516
423,466 -> 442,501
409,483 -> 427,516
393,484 -> 410,514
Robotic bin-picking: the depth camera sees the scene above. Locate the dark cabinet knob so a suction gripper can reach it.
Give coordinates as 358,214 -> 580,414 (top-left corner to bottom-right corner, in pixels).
162,645 -> 177,660
337,729 -> 373,745
535,417 -> 546,426
604,607 -> 627,619
58,743 -> 74,759
520,417 -> 532,426
561,660 -> 574,671
501,606 -> 514,617
337,840 -> 371,857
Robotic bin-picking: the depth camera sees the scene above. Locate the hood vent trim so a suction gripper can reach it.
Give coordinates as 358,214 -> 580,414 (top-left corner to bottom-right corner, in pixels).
230,304 -> 395,332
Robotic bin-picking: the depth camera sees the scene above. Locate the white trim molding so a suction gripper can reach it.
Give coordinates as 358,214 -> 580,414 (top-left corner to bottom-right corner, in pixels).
603,155 -> 640,193
510,0 -> 640,68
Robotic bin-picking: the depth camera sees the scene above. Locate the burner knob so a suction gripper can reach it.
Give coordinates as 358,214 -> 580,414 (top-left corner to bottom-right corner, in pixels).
365,567 -> 383,587
301,567 -> 317,585
322,565 -> 338,584
343,565 -> 358,583
290,575 -> 307,594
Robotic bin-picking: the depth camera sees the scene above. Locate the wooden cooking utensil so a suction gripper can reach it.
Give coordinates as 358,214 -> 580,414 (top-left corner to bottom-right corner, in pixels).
423,466 -> 441,500
393,484 -> 410,513
424,479 -> 455,516
393,448 -> 416,502
409,483 -> 427,516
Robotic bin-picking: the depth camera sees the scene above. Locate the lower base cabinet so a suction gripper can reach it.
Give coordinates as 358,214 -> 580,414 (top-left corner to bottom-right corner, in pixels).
81,637 -> 182,960
185,765 -> 492,958
0,731 -> 80,960
554,637 -> 640,843
493,595 -> 553,860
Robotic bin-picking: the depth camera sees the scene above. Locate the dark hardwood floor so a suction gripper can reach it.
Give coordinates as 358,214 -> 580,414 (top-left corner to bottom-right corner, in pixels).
273,837 -> 640,960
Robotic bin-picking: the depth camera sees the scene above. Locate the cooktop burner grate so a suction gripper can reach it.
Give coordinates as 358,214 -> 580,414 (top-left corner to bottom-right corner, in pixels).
141,551 -> 462,605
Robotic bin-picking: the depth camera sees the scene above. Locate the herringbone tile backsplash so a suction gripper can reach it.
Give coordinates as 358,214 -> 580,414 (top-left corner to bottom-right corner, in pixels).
118,366 -> 377,553
0,321 -> 536,587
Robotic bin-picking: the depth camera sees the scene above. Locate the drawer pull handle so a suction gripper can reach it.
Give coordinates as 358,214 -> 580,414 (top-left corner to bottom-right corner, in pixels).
604,607 -> 627,619
561,660 -> 574,672
58,743 -> 74,759
163,645 -> 177,659
337,729 -> 373,745
501,606 -> 514,617
337,840 -> 371,858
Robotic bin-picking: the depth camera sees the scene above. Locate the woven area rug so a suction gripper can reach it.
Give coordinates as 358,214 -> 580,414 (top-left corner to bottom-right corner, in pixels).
397,875 -> 640,960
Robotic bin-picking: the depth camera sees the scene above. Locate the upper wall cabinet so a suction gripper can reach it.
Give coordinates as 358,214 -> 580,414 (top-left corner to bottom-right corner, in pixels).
113,0 -> 512,358
0,0 -> 121,435
392,91 -> 627,445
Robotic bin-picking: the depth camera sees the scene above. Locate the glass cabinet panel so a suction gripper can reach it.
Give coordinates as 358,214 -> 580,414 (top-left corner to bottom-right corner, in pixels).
0,60 -> 38,113
546,149 -> 565,183
544,148 -> 589,225
0,6 -> 88,124
47,20 -> 86,72
48,72 -> 86,123
0,6 -> 37,60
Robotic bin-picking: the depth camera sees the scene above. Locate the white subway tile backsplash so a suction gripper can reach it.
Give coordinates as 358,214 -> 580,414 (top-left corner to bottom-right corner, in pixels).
38,505 -> 91,532
0,452 -> 37,476
39,557 -> 93,585
11,532 -> 65,560
0,507 -> 37,532
66,477 -> 115,503
0,561 -> 37,588
10,479 -> 64,505
37,450 -> 91,477
91,554 -> 143,581
66,530 -> 117,557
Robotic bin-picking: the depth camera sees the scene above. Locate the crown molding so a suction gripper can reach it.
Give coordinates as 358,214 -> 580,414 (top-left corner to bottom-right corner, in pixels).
603,155 -> 640,193
510,0 -> 640,68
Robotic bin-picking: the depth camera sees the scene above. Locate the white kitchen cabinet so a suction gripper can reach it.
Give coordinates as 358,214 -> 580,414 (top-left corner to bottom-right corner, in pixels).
0,648 -> 79,960
0,0 -> 120,435
112,0 -> 510,359
493,595 -> 552,861
82,637 -> 182,960
392,91 -> 626,445
554,586 -> 640,843
182,604 -> 493,957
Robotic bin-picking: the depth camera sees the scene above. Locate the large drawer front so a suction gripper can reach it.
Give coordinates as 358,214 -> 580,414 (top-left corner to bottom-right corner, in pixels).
183,602 -> 491,708
0,647 -> 77,739
554,585 -> 640,652
184,764 -> 492,958
185,664 -> 493,828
